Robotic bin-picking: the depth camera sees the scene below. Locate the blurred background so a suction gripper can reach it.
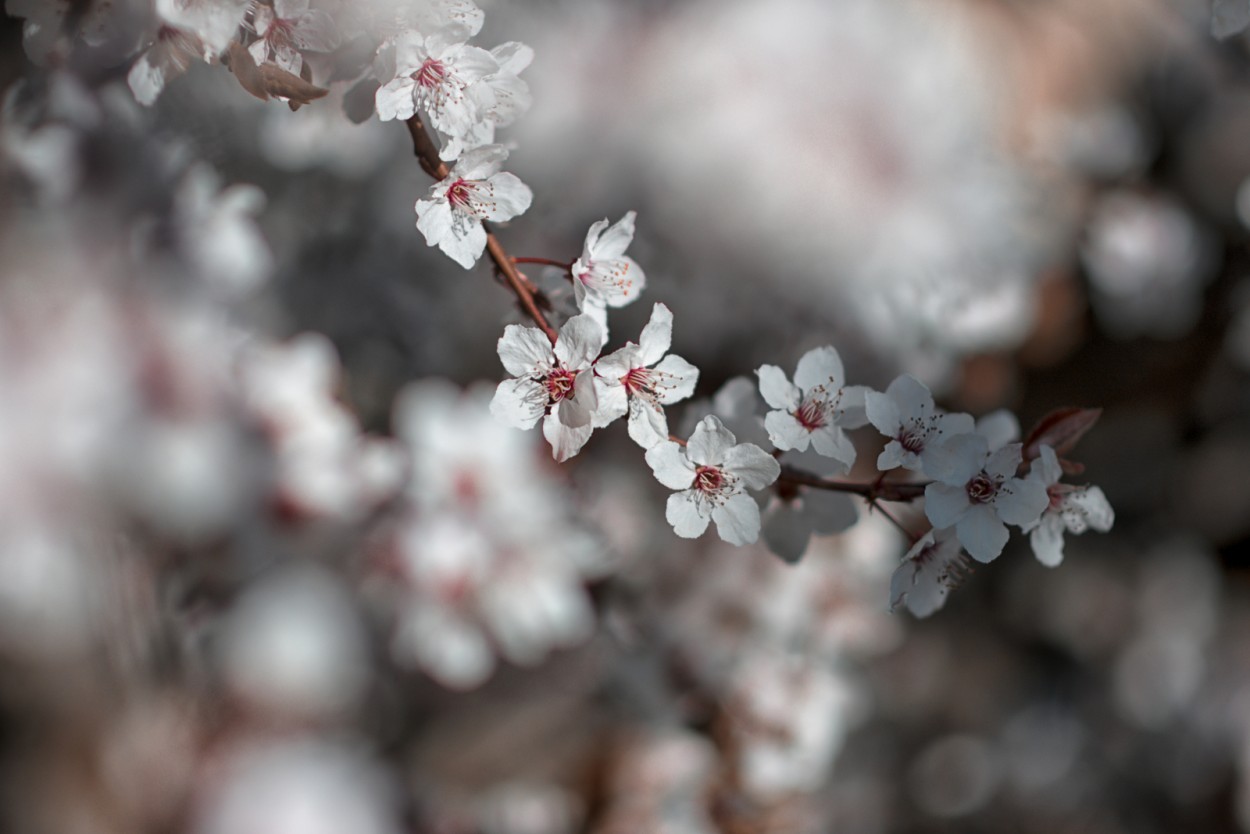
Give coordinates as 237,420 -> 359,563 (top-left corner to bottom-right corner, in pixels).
2,0 -> 1250,832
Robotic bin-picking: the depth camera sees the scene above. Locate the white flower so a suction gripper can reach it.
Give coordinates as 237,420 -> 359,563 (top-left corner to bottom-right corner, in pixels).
1023,445 -> 1115,567
247,0 -> 340,74
156,0 -> 249,59
414,145 -> 532,269
570,211 -> 646,319
593,303 -> 698,449
437,41 -> 534,161
865,374 -> 973,473
127,27 -> 202,106
490,314 -> 604,462
645,416 -> 780,545
923,435 -> 1049,563
173,164 -> 273,296
757,346 -> 869,471
374,28 -> 495,138
889,528 -> 971,617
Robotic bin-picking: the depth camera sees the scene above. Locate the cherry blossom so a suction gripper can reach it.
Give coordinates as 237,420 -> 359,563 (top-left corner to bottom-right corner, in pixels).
374,28 -> 495,140
247,0 -> 340,75
866,373 -> 973,473
645,415 -> 780,545
414,144 -> 532,268
1023,445 -> 1115,567
490,314 -> 605,462
127,27 -> 204,106
889,528 -> 971,617
437,41 -> 534,161
593,303 -> 698,449
155,0 -> 250,59
757,346 -> 869,471
570,210 -> 646,321
923,435 -> 1048,563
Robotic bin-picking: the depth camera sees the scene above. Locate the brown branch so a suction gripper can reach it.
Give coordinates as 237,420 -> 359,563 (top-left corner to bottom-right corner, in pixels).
776,465 -> 929,502
403,115 -> 559,343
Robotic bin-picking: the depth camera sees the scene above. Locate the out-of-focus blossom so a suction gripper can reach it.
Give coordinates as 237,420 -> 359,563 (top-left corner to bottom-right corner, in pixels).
1023,445 -> 1114,567
593,303 -> 698,449
172,164 -> 274,296
889,528 -> 970,618
248,0 -> 340,74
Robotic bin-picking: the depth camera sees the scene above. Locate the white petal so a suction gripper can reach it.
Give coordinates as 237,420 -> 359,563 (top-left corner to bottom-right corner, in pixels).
756,364 -> 800,410
127,52 -> 169,107
877,442 -> 907,472
591,210 -> 636,260
801,489 -> 859,534
924,482 -> 970,529
1067,486 -> 1114,532
712,493 -> 761,545
591,379 -> 628,428
542,412 -> 593,462
809,424 -> 856,470
887,373 -> 934,417
491,41 -> 534,75
835,385 -> 871,429
489,378 -> 545,429
666,491 -> 710,538
924,433 -> 988,486
956,505 -> 1010,563
626,398 -> 669,449
1031,444 -> 1062,487
637,303 -> 673,367
646,441 -> 696,490
556,369 -> 597,428
415,197 -> 453,248
976,409 -> 1020,451
985,443 -> 1024,479
652,354 -> 699,405
481,171 -> 532,222
722,443 -> 780,490
764,410 -> 810,452
374,77 -> 416,121
578,218 -> 608,262
793,346 -> 844,392
454,144 -> 508,180
762,502 -> 815,564
554,314 -> 604,370
994,477 -> 1048,528
687,415 -> 736,465
865,389 -> 901,437
439,216 -> 487,269
496,324 -> 553,377
1030,514 -> 1066,567
594,344 -> 639,382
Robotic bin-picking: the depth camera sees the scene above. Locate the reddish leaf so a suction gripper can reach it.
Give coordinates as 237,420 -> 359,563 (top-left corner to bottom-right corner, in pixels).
1023,407 -> 1102,461
226,42 -> 269,101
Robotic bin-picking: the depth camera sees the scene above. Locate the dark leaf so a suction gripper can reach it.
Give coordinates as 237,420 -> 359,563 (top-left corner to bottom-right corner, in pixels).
1023,407 -> 1102,461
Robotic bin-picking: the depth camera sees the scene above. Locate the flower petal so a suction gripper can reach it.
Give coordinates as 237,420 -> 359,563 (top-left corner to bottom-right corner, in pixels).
809,424 -> 856,470
1030,514 -> 1066,567
437,216 -> 486,269
489,378 -> 546,429
994,477 -> 1048,527
924,433 -> 987,486
712,493 -> 761,545
801,489 -> 859,535
764,409 -> 810,452
667,490 -> 709,538
497,324 -> 553,377
591,210 -> 636,260
652,354 -> 699,405
1066,486 -> 1114,533
756,365 -> 800,410
481,171 -> 532,222
865,389 -> 901,437
722,442 -> 780,490
924,482 -> 970,529
375,76 -> 416,121
554,314 -> 604,370
591,378 -> 628,428
646,441 -> 696,490
956,504 -> 1009,563
542,412 -> 593,462
626,397 -> 669,449
762,501 -> 815,563
637,303 -> 672,367
687,415 -> 735,466
793,346 -> 844,392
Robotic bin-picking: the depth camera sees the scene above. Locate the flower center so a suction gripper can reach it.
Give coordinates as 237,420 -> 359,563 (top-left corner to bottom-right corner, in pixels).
898,427 -> 926,454
445,178 -> 473,209
415,58 -> 448,89
546,368 -> 578,402
795,397 -> 827,431
694,465 -> 725,493
623,366 -> 653,396
966,473 -> 1001,504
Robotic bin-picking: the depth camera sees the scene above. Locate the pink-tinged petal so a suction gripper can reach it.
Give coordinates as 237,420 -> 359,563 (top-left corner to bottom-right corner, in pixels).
976,409 -> 1020,451
491,41 -> 534,75
756,365 -> 800,410
985,442 -> 1024,480
542,412 -> 593,462
924,433 -> 987,486
591,378 -> 628,428
439,220 -> 485,268
1064,486 -> 1114,533
646,441 -> 696,490
1030,445 -> 1062,487
454,144 -> 508,180
956,504 -> 1010,563
555,371 -> 597,428
865,389 -> 901,437
481,172 -> 532,222
595,344 -> 640,381
994,476 -> 1048,527
637,303 -> 673,367
554,314 -> 604,370
489,378 -> 545,429
626,398 -> 668,449
652,354 -> 699,405
793,345 -> 844,392
801,489 -> 858,534
591,211 -> 637,260
722,442 -> 780,490
415,196 -> 453,245
924,482 -> 970,529
712,493 -> 761,545
835,385 -> 871,429
496,324 -> 553,377
809,424 -> 856,470
667,491 -> 710,538
764,410 -> 810,452
375,77 -> 417,121
1030,514 -> 1066,567
763,502 -> 815,563
687,415 -> 736,465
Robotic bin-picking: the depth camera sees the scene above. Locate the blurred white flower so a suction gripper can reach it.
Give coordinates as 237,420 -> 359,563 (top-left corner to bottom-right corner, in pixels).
248,0 -> 340,74
1022,445 -> 1114,568
889,528 -> 970,618
173,164 -> 273,296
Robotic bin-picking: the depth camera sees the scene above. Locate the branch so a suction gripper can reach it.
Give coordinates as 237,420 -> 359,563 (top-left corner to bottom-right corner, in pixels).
776,465 -> 929,502
403,116 -> 559,343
